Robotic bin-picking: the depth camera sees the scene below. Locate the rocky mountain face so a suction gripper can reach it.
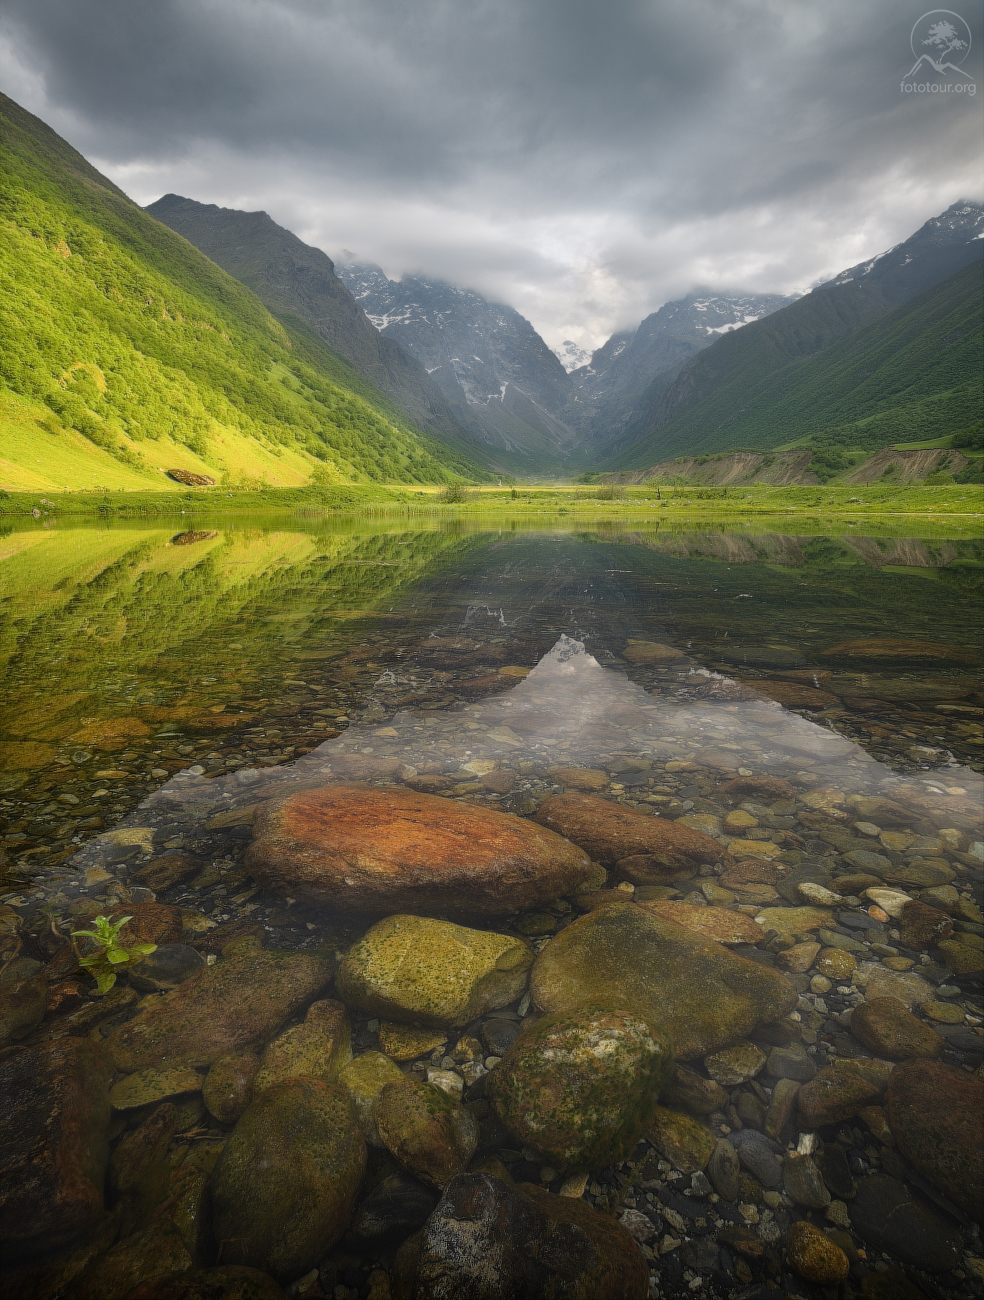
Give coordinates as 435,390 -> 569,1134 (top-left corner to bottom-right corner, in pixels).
336,263 -> 576,473
617,200 -> 984,460
144,196 -> 479,460
565,292 -> 794,442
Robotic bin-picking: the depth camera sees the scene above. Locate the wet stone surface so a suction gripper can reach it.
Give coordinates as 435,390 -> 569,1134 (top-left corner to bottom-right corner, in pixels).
1,524 -> 982,1299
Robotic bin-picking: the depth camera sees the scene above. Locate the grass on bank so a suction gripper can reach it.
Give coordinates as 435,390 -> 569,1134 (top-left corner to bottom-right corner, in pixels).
1,479 -> 981,521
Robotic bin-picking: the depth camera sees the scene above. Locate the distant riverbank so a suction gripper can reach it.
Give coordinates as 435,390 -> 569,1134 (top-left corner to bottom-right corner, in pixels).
1,480 -> 981,527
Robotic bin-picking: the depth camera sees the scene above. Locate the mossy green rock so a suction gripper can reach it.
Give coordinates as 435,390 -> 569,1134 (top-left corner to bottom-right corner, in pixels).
108,948 -> 333,1071
489,1007 -> 672,1171
374,1077 -> 478,1189
203,1053 -> 260,1124
211,1077 -> 366,1281
337,914 -> 532,1028
339,1051 -> 406,1146
110,1067 -> 202,1112
647,1106 -> 716,1174
252,998 -> 351,1094
530,902 -> 798,1060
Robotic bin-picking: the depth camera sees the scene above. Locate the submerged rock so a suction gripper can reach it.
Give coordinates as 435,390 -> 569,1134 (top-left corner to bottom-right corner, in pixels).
530,902 -> 797,1059
887,1059 -> 983,1221
107,946 -> 332,1071
392,1172 -> 648,1300
374,1077 -> 478,1189
647,1106 -> 715,1174
636,900 -> 762,944
339,1052 -> 406,1146
0,1035 -> 112,1259
203,1053 -> 260,1125
349,1171 -> 439,1246
337,915 -> 531,1028
785,1220 -> 848,1284
126,1266 -> 288,1299
211,1078 -> 366,1280
850,997 -> 943,1060
797,1063 -> 883,1128
0,971 -> 47,1046
246,784 -> 596,917
850,1174 -> 963,1272
534,793 -> 727,880
252,998 -> 351,1094
70,1220 -> 192,1300
489,1007 -> 672,1170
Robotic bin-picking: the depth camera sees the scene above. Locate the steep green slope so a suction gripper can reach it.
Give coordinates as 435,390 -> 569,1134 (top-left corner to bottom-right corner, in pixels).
0,94 -> 487,491
605,261 -> 983,471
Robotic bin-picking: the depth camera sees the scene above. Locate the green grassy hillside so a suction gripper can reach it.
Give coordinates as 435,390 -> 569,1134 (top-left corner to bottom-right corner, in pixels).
0,95 -> 487,492
604,261 -> 983,474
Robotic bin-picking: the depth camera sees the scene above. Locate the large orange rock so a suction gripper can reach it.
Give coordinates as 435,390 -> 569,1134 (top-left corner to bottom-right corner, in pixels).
533,793 -> 728,880
246,784 -> 596,916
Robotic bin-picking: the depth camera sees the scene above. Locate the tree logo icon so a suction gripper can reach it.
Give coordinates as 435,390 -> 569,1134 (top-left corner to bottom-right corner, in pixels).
908,10 -> 973,77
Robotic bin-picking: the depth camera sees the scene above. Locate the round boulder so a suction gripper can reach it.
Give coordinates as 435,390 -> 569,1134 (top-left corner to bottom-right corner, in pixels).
245,784 -> 596,916
489,1006 -> 673,1170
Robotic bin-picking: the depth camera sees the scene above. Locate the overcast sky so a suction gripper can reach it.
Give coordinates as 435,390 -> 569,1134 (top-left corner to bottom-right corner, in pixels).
3,0 -> 982,354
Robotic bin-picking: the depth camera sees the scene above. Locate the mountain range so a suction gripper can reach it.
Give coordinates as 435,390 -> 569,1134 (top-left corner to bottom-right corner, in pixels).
335,261 -> 576,474
1,91 -> 980,490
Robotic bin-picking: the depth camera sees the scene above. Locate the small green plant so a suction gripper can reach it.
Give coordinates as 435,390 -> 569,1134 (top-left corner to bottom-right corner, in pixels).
71,914 -> 157,994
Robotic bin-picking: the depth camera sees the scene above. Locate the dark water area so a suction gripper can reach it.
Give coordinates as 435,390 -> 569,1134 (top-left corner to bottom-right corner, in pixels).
1,517 -> 982,1300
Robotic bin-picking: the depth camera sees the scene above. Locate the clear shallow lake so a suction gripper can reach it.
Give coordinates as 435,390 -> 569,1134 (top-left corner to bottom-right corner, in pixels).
1,517 -> 982,1299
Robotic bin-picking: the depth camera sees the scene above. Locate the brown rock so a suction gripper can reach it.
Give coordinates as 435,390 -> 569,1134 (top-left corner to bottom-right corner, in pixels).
887,1059 -> 984,1221
718,859 -> 783,888
851,997 -> 943,1061
621,640 -> 686,663
545,766 -> 609,791
132,855 -> 204,893
691,747 -> 741,771
716,776 -> 797,804
786,1220 -> 849,1284
108,902 -> 184,948
0,1035 -> 112,1259
107,947 -> 332,1072
403,775 -> 455,793
899,900 -> 953,950
0,971 -> 47,1046
822,638 -> 973,662
325,755 -> 405,780
798,1064 -> 882,1128
126,1266 -> 288,1300
777,942 -> 821,973
71,1220 -> 193,1300
481,770 -> 517,794
765,1078 -> 800,1141
393,1173 -> 648,1300
660,1063 -> 730,1115
246,784 -> 595,917
534,792 -> 727,878
744,681 -> 839,709
637,900 -> 762,945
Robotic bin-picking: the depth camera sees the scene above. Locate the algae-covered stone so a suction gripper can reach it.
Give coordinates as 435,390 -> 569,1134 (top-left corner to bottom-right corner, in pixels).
337,915 -> 531,1028
798,1063 -> 882,1128
815,948 -> 856,980
754,907 -> 832,937
647,1107 -> 715,1174
379,1023 -> 448,1061
489,1007 -> 673,1170
531,902 -> 797,1060
109,1067 -> 202,1112
374,1076 -> 477,1189
203,1053 -> 260,1125
108,947 -> 333,1072
851,997 -> 943,1061
339,1052 -> 406,1146
252,999 -> 351,1094
211,1078 -> 366,1281
786,1220 -> 849,1284
71,1220 -> 193,1300
703,1041 -> 766,1086
637,901 -> 762,945
938,938 -> 984,975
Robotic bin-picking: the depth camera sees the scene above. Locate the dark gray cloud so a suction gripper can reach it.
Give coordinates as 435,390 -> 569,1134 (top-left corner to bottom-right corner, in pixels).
3,0 -> 981,350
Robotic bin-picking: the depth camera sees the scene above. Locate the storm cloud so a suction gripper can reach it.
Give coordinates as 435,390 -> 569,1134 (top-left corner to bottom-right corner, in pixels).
2,0 -> 981,351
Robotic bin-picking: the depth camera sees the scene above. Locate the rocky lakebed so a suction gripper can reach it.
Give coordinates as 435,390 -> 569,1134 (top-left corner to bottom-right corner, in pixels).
0,526 -> 982,1300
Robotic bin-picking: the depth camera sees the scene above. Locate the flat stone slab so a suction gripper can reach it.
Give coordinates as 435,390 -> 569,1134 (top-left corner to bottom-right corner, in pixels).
530,901 -> 797,1060
246,784 -> 596,916
637,901 -> 763,945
